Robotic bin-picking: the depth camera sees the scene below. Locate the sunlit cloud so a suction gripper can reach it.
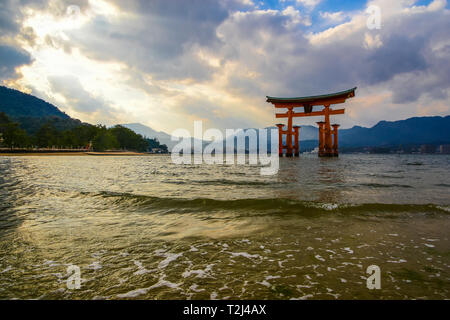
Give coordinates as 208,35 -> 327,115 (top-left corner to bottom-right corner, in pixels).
0,0 -> 448,133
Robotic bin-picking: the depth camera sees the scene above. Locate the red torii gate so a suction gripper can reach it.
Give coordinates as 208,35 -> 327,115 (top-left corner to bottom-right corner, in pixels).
266,87 -> 356,157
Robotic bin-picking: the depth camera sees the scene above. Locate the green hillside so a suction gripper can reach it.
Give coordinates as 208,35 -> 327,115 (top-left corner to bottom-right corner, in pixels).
0,86 -> 70,119
0,86 -> 167,152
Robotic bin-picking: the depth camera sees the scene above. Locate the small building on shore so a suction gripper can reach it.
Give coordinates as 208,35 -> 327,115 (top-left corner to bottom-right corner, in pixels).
440,144 -> 450,154
420,144 -> 437,154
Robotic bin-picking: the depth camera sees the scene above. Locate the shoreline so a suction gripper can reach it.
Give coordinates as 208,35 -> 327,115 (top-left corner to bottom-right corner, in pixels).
0,151 -> 168,156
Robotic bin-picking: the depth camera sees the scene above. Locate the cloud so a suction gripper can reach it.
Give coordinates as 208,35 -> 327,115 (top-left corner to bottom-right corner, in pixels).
1,0 -> 449,132
63,0 -> 232,81
320,11 -> 346,23
296,0 -> 322,9
282,6 -> 311,27
47,75 -> 123,124
214,2 -> 450,111
0,44 -> 32,81
0,0 -> 89,36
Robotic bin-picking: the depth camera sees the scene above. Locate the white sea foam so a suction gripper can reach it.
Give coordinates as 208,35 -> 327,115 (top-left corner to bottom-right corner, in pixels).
387,259 -> 407,263
258,280 -> 271,287
133,260 -> 151,275
320,203 -> 339,210
1,266 -> 12,273
219,284 -> 229,291
91,250 -> 107,258
315,255 -> 325,262
43,260 -> 59,267
117,287 -> 149,298
437,205 -> 450,213
182,264 -> 214,278
291,294 -> 313,300
154,249 -> 166,255
87,261 -> 102,270
229,252 -> 261,259
327,292 -> 340,299
189,284 -> 205,292
158,252 -> 183,269
149,278 -> 180,290
343,247 -> 354,254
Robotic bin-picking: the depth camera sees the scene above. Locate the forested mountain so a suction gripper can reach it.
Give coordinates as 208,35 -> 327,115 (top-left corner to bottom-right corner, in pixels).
0,86 -> 69,119
0,86 -> 167,152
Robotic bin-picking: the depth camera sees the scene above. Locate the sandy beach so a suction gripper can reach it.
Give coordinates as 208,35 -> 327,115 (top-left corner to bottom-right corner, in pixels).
0,151 -> 154,156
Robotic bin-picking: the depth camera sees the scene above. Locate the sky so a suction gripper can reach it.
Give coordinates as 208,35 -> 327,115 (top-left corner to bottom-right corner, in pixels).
1,0 -> 449,134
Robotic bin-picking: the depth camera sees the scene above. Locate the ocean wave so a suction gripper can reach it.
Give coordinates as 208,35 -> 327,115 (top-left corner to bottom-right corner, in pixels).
162,179 -> 273,186
404,161 -> 424,166
435,183 -> 450,188
359,183 -> 413,188
93,191 -> 449,216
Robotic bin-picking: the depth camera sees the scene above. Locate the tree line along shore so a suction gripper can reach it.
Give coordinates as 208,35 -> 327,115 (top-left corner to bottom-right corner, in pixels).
0,112 -> 168,153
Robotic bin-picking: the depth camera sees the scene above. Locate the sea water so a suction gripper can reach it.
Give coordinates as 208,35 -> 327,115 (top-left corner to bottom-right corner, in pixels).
0,154 -> 448,299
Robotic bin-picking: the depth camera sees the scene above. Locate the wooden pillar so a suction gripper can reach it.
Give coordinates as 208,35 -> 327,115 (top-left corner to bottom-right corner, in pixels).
317,121 -> 325,157
276,124 -> 284,157
332,124 -> 340,157
286,107 -> 294,157
293,126 -> 300,157
323,105 -> 333,156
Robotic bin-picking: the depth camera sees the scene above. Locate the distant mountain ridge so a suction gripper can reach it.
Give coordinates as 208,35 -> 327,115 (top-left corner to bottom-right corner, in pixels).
121,123 -> 206,150
340,116 -> 450,147
121,123 -> 173,147
124,116 -> 450,152
1,85 -> 449,151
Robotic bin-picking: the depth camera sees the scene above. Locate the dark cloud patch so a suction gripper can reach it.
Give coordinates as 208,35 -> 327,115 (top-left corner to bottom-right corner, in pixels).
216,5 -> 450,108
390,43 -> 450,104
66,0 -> 233,81
364,35 -> 428,85
0,44 -> 32,80
0,0 -> 20,35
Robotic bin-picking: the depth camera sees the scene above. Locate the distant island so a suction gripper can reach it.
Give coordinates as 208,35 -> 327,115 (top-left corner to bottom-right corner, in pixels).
0,85 -> 449,154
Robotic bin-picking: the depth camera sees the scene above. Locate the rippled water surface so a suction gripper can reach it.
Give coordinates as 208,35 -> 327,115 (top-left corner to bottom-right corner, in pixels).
0,154 -> 449,299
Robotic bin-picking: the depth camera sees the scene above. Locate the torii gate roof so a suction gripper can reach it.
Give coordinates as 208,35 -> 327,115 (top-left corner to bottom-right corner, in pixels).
266,87 -> 357,105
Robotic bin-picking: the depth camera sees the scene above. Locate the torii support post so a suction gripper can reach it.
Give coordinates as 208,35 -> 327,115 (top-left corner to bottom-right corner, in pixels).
323,105 -> 334,157
293,126 -> 300,157
332,124 -> 340,157
286,107 -> 294,157
276,124 -> 284,157
317,121 -> 325,156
